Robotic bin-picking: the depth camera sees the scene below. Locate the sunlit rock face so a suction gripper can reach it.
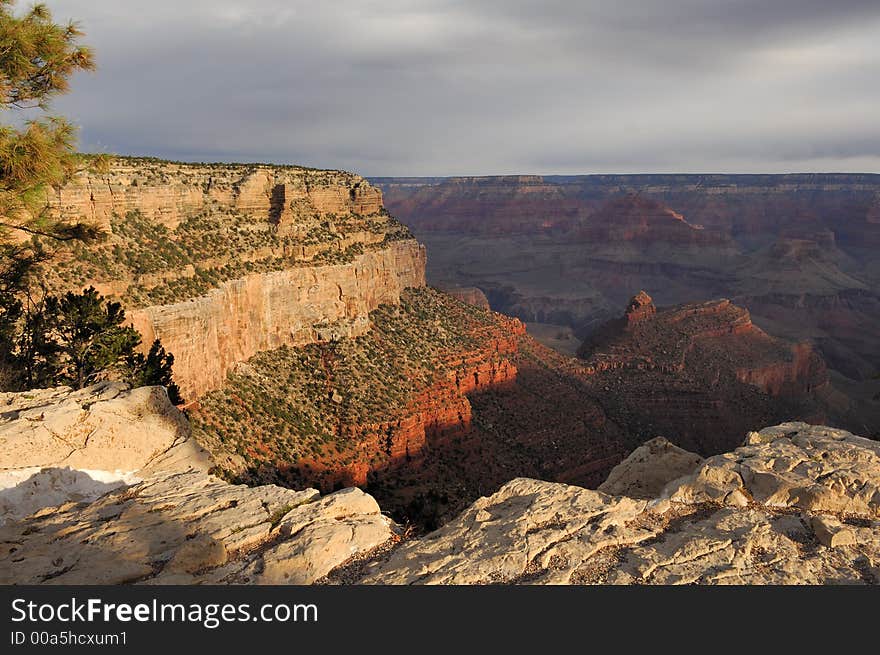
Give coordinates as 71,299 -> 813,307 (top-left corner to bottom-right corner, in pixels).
0,382 -> 397,585
361,423 -> 880,585
45,158 -> 426,399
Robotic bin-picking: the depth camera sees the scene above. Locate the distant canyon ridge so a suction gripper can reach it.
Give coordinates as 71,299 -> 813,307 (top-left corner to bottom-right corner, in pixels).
373,174 -> 880,437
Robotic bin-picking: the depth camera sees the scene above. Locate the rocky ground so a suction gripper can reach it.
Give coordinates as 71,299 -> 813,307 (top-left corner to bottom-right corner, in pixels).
360,423 -> 880,584
0,384 -> 398,585
1,383 -> 878,585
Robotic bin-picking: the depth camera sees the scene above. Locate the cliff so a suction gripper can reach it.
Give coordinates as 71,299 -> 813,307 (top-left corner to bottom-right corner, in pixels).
189,288 -> 526,510
45,158 -> 426,398
437,285 -> 491,310
188,288 -> 831,527
128,240 -> 424,398
578,291 -> 824,382
53,159 -> 385,233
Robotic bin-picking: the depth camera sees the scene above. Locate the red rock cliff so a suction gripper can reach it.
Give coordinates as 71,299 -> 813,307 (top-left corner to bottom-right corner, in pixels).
47,158 -> 426,399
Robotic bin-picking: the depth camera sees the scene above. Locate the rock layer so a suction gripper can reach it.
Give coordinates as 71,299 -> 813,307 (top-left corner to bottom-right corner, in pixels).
53,160 -> 384,233
129,240 -> 425,398
44,158 -> 427,399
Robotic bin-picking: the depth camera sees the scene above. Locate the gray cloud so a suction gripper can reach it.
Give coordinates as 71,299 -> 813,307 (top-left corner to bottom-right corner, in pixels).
38,0 -> 880,175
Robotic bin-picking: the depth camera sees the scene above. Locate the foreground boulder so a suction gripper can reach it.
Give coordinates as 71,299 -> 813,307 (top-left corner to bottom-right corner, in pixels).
0,472 -> 396,585
0,382 -> 209,523
0,384 -> 398,584
598,436 -> 703,499
362,424 -> 880,584
0,382 -> 193,473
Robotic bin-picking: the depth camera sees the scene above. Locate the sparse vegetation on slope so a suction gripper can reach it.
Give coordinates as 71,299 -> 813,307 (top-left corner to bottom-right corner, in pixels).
52,205 -> 412,308
190,287 -> 507,475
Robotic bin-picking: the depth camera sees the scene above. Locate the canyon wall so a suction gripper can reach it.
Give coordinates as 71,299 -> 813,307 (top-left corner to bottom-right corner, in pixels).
54,159 -> 385,232
371,173 -> 880,439
129,240 -> 425,399
191,287 -> 831,526
47,158 -> 426,399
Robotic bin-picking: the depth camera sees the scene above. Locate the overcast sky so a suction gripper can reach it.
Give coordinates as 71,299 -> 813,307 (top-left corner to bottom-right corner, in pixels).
40,0 -> 880,176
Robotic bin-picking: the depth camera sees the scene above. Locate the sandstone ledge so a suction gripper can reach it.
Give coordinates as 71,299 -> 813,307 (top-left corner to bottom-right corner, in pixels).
0,472 -> 397,585
361,423 -> 880,584
0,384 -> 398,584
2,382 -> 878,585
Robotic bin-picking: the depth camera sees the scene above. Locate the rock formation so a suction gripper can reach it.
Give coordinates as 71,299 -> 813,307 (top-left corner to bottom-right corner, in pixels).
624,289 -> 656,325
44,157 -> 426,399
374,174 -> 880,438
0,382 -> 208,523
127,240 -> 424,399
3,381 -> 877,585
578,291 -> 829,397
187,289 -> 831,527
0,471 -> 397,585
0,383 -> 397,584
189,288 -> 529,520
573,292 -> 832,455
375,173 -> 880,244
575,193 -> 727,246
437,285 -> 491,310
52,159 -> 384,233
360,423 -> 880,585
597,437 -> 702,499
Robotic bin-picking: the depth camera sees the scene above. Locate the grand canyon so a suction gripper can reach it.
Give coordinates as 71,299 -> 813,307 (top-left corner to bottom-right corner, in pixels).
376,174 -> 880,436
4,20 -> 880,655
2,157 -> 879,587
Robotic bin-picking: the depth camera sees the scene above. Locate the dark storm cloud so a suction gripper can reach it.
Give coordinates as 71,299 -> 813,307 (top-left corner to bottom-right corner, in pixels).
40,1 -> 880,174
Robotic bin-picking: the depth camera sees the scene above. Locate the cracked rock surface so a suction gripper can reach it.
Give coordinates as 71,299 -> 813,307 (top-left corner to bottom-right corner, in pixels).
0,384 -> 398,584
361,423 -> 880,584
2,383 -> 877,586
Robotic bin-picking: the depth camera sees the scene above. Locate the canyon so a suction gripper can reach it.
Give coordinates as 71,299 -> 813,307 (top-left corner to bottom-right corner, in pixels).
1,159 -> 875,584
31,158 -> 856,529
374,174 -> 880,436
190,289 -> 834,526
